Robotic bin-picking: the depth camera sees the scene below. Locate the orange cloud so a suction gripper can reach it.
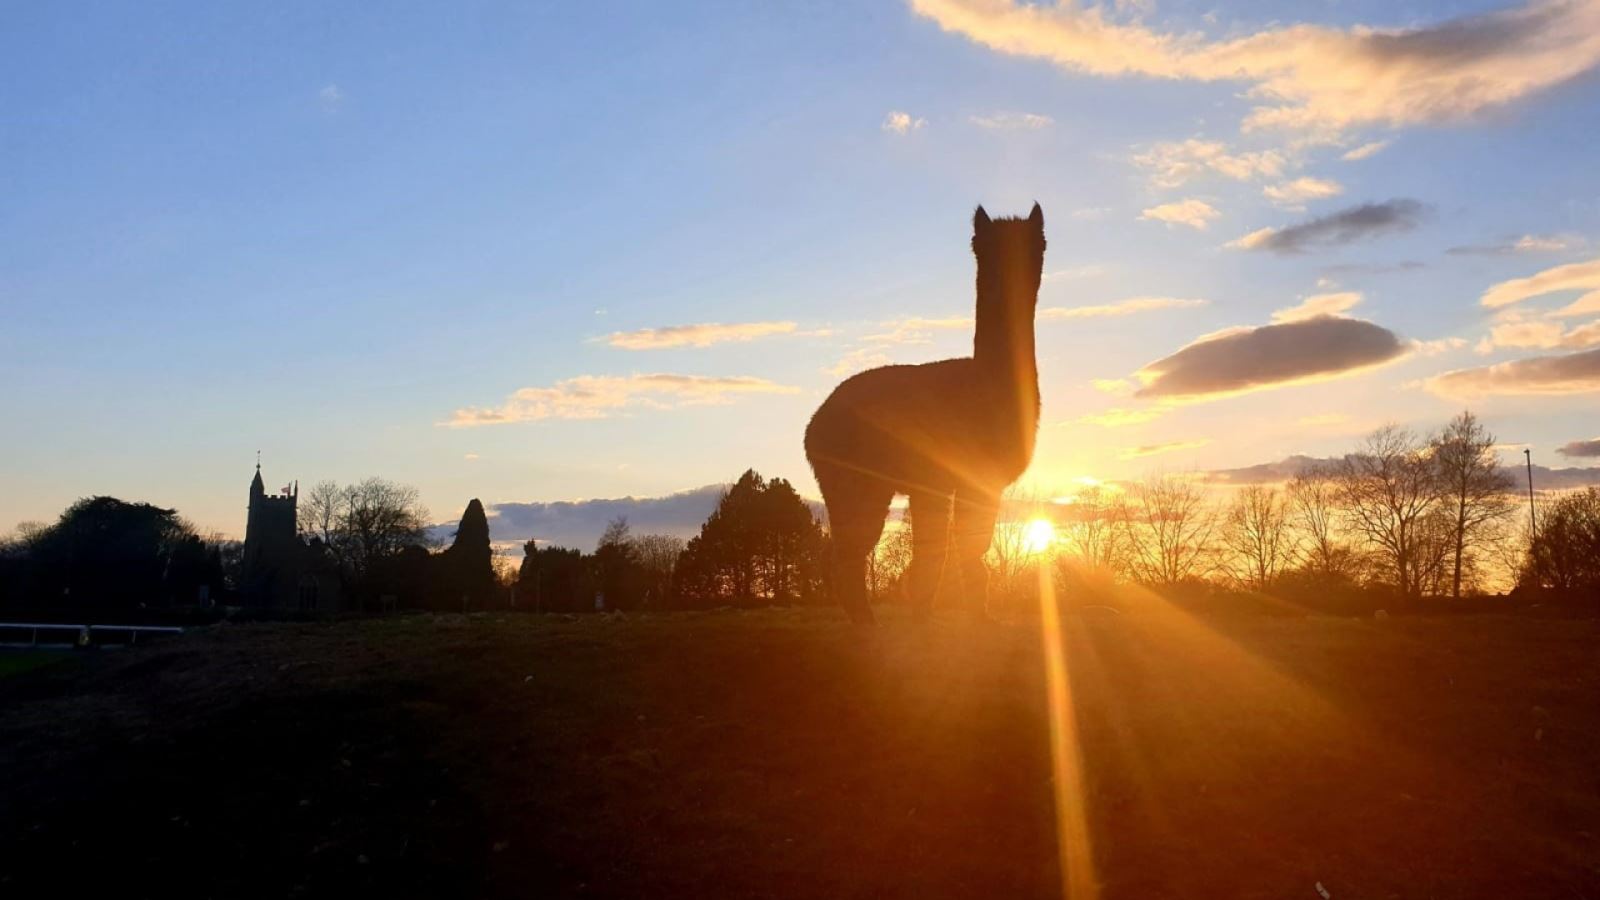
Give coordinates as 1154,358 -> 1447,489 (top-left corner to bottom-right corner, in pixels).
909,0 -> 1600,136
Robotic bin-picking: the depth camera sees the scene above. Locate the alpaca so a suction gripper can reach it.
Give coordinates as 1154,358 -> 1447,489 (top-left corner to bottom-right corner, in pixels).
806,204 -> 1045,623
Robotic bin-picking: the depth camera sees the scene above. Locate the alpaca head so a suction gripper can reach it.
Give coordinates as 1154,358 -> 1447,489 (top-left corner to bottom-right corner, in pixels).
971,203 -> 1046,311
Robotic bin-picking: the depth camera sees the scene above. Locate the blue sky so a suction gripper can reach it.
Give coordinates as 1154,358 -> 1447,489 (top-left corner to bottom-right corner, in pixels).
4,0 -> 1600,541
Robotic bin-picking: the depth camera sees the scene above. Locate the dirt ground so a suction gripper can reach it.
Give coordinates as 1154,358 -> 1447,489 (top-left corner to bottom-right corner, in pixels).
3,606 -> 1599,899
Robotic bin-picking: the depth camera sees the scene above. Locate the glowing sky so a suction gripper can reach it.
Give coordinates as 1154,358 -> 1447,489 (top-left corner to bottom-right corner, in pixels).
3,0 -> 1599,538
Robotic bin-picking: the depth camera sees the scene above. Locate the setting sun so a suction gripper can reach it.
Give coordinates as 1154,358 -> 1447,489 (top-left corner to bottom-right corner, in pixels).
1023,517 -> 1057,555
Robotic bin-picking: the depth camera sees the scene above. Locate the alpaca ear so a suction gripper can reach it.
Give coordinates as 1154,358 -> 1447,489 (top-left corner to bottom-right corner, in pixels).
974,206 -> 992,233
1028,202 -> 1044,229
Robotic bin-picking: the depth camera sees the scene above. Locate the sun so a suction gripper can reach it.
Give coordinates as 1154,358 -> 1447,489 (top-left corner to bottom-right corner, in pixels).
1022,517 -> 1057,555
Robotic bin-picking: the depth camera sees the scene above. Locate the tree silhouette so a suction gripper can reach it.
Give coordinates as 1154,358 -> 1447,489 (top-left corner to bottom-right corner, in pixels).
435,498 -> 497,611
674,470 -> 826,608
1430,411 -> 1515,598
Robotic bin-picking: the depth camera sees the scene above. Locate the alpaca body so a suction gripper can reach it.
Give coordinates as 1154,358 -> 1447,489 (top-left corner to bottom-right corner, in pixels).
806,205 -> 1045,623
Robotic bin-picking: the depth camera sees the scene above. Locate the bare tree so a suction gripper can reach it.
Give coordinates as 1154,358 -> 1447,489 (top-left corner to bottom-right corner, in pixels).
308,477 -> 429,584
1430,411 -> 1515,598
1334,425 -> 1442,601
631,533 -> 685,606
1118,474 -> 1218,586
868,510 -> 914,601
1287,468 -> 1352,577
1055,484 -> 1126,578
1221,485 -> 1298,590
298,480 -> 346,546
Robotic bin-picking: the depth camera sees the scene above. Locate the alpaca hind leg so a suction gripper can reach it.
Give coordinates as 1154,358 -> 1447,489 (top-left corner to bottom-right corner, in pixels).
952,490 -> 1001,618
822,479 -> 893,624
907,491 -> 953,620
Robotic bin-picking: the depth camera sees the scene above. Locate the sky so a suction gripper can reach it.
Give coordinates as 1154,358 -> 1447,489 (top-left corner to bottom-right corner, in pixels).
3,0 -> 1600,545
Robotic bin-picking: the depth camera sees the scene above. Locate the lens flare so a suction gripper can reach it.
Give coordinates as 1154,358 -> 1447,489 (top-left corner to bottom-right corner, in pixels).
1024,517 -> 1057,555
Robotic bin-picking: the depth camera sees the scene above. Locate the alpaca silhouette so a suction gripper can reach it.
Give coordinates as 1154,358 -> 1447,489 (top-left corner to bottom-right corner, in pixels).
806,204 -> 1045,623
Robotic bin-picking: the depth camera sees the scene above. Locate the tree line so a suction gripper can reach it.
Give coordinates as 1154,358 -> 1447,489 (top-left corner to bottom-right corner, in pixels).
996,411 -> 1596,612
4,411 -> 1594,619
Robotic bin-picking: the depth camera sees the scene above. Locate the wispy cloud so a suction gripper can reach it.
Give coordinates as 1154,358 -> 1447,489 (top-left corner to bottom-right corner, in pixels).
1227,199 -> 1428,254
908,0 -> 1600,137
1044,264 -> 1107,281
318,84 -> 344,112
969,111 -> 1053,129
863,315 -> 972,344
1427,347 -> 1600,396
1139,199 -> 1220,230
882,110 -> 926,134
1135,315 -> 1408,400
1271,291 -> 1363,323
1448,233 -> 1582,256
1133,139 -> 1285,189
1041,296 -> 1207,319
1480,256 -> 1600,309
605,321 -> 800,350
1121,439 -> 1211,459
1078,407 -> 1167,427
1340,140 -> 1390,161
1559,437 -> 1600,458
445,374 -> 798,427
1263,177 -> 1343,207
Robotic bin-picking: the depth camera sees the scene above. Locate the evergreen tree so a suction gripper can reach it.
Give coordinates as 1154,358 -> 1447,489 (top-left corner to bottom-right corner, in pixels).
435,498 -> 497,610
673,470 -> 826,607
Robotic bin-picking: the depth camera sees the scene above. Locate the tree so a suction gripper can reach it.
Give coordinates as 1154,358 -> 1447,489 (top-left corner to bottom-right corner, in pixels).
1334,425 -> 1443,601
518,543 -> 591,612
1522,487 -> 1600,593
1287,467 -> 1356,578
295,477 -> 430,603
22,497 -> 202,611
1118,474 -> 1218,586
592,517 -> 646,610
1430,411 -> 1515,598
674,470 -> 826,607
435,498 -> 497,611
1222,485 -> 1297,591
630,533 -> 685,607
868,510 -> 914,601
1056,485 -> 1125,577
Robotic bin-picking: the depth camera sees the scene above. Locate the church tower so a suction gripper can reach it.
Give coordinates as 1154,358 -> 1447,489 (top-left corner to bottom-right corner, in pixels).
241,459 -> 301,608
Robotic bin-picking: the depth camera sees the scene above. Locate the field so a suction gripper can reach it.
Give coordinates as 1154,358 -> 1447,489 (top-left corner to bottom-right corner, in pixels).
3,604 -> 1600,899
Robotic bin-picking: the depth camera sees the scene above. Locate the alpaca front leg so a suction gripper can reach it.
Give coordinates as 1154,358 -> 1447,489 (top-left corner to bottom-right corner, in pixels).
907,491 -> 952,620
953,491 -> 1001,618
830,543 -> 875,625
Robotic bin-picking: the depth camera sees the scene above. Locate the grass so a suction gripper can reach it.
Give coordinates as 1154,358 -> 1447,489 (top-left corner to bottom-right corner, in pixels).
0,651 -> 70,679
2,604 -> 1599,898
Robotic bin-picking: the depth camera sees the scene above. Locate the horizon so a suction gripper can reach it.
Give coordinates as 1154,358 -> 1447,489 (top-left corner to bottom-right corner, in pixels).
6,0 -> 1600,542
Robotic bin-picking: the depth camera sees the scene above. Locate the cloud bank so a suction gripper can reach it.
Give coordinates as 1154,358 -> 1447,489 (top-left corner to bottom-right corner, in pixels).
1135,315 -> 1408,400
1207,454 -> 1600,489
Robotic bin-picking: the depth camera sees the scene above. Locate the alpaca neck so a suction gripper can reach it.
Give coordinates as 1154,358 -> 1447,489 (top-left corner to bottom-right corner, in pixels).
973,281 -> 1040,436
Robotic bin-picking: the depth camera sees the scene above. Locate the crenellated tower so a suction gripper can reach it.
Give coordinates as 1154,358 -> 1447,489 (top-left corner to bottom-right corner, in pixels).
241,460 -> 301,608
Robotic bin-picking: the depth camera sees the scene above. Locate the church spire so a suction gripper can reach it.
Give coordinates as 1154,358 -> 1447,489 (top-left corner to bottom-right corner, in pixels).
250,453 -> 265,499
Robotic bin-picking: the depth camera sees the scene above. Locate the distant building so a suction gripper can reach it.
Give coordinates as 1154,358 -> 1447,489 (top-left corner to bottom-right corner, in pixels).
241,463 -> 342,611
